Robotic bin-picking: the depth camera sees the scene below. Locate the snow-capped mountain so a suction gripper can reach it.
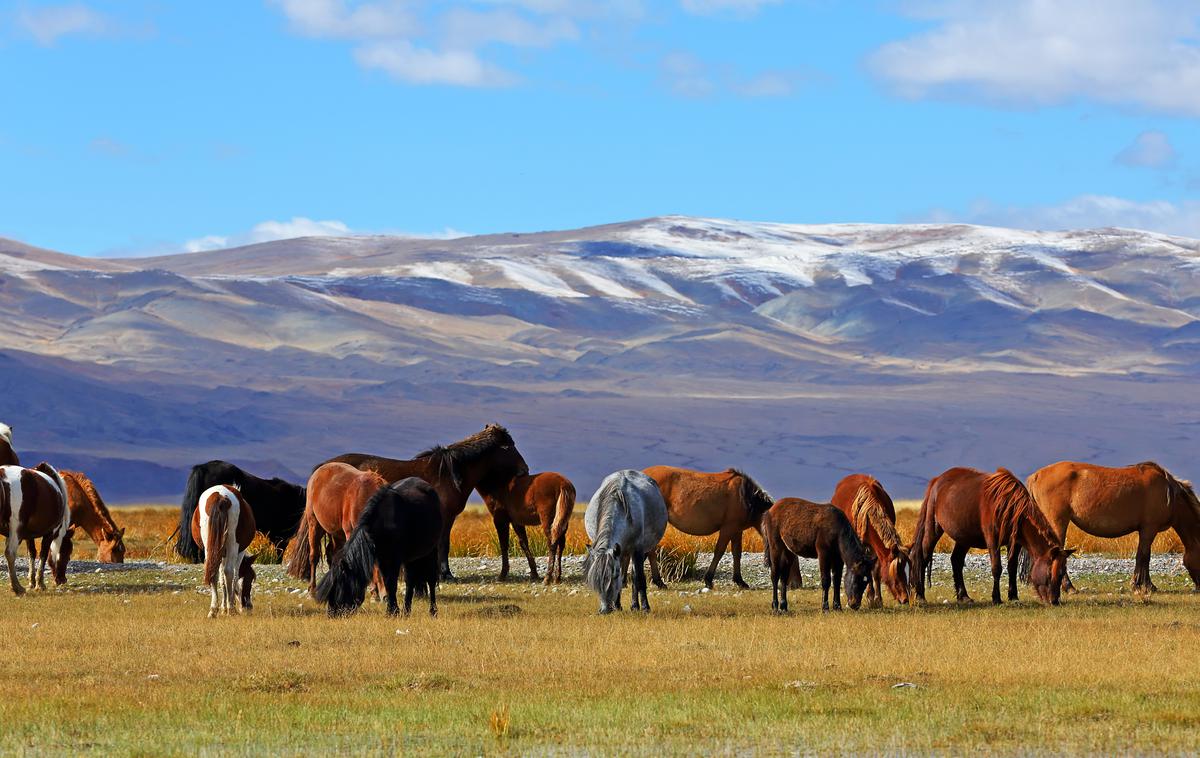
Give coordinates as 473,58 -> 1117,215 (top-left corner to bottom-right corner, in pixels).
1,217 -> 1197,501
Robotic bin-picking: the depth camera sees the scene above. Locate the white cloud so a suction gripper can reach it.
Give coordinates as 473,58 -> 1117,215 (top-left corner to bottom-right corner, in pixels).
269,0 -> 614,87
184,217 -> 353,253
920,195 -> 1200,238
16,3 -> 120,45
660,51 -> 800,98
869,1 -> 1200,117
1114,131 -> 1177,169
680,0 -> 781,16
180,218 -> 470,254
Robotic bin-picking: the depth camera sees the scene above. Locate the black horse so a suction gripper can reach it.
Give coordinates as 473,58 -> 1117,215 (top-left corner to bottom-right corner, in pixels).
315,477 -> 443,617
175,461 -> 306,562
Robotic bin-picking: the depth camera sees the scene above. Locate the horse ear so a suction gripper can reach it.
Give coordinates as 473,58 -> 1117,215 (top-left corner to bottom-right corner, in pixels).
119,527 -> 127,537
1062,547 -> 1077,558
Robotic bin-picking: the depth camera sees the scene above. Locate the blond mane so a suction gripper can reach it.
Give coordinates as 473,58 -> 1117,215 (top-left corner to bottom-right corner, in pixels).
985,468 -> 1058,554
850,480 -> 902,551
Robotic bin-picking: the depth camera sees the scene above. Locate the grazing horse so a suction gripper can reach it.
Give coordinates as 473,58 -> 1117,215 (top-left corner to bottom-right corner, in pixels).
324,424 -> 528,580
176,461 -> 305,562
189,484 -> 257,617
583,470 -> 668,614
643,466 -> 774,589
316,477 -> 443,617
285,462 -> 388,596
62,471 -> 126,563
910,467 -> 1071,606
1025,461 -> 1200,592
477,471 -> 576,584
0,423 -> 17,466
831,475 -> 910,607
1,462 -> 74,595
762,498 -> 875,612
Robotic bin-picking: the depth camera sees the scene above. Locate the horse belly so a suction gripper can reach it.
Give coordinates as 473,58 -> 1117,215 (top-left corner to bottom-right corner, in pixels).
1068,480 -> 1171,538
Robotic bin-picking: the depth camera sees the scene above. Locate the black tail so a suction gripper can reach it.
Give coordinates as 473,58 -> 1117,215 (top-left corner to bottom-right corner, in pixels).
315,492 -> 382,615
176,467 -> 206,562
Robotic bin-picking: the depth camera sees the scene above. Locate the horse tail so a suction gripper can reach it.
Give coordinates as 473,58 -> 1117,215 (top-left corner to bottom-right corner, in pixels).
285,507 -> 314,580
549,482 -> 575,548
177,466 -> 207,562
910,477 -> 937,589
315,488 -> 383,615
203,495 -> 230,587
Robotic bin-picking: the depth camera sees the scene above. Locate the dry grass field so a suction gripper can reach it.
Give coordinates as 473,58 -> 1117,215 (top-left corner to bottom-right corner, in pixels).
4,504 -> 1197,755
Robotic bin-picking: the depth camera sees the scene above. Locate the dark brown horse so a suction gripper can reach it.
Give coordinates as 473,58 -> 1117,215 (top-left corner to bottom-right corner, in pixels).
62,471 -> 126,563
642,466 -> 774,589
910,467 -> 1071,605
477,471 -> 575,584
761,498 -> 875,611
1026,461 -> 1200,592
324,424 -> 528,579
0,423 -> 17,467
831,474 -> 910,607
1,462 -> 74,595
286,462 -> 388,595
190,484 -> 257,617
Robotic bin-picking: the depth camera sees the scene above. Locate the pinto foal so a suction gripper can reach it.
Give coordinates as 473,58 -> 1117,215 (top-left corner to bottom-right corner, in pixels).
190,485 -> 257,617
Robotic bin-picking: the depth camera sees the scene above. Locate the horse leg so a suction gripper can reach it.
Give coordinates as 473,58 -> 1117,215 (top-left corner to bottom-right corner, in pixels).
37,538 -> 53,591
439,528 -> 454,581
630,554 -> 642,611
731,531 -> 750,589
831,557 -> 843,611
6,536 -> 24,596
26,538 -> 40,590
542,526 -> 554,585
635,552 -> 650,613
1006,544 -> 1021,601
912,521 -> 942,605
819,552 -> 831,611
493,513 -> 511,581
779,552 -> 793,612
427,570 -> 438,617
704,531 -> 731,589
208,575 -> 220,618
989,544 -> 1002,605
951,542 -> 972,603
770,555 -> 781,612
648,550 -> 667,589
402,565 -> 415,616
1133,528 -> 1156,593
239,557 -> 256,612
513,523 -> 539,582
306,524 -> 322,596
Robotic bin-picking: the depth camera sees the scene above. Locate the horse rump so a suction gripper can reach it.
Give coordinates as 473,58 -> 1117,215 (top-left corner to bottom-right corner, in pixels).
203,498 -> 230,587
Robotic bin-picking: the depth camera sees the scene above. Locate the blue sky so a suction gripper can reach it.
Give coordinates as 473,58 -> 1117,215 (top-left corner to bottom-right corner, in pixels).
2,0 -> 1199,256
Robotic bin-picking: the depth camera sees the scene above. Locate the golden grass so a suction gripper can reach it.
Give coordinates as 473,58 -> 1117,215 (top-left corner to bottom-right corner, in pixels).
110,501 -> 1185,565
1,563 -> 1198,754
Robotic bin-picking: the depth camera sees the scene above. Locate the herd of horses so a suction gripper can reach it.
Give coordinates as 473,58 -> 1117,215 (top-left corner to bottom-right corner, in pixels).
3,421 -> 1199,616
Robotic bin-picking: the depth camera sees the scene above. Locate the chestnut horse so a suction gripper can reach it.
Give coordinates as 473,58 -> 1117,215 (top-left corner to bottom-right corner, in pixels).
910,467 -> 1071,605
761,498 -> 875,612
62,471 -> 126,563
642,466 -> 774,589
477,472 -> 576,584
285,462 -> 388,596
1025,461 -> 1200,592
190,484 -> 257,617
0,423 -> 17,466
324,424 -> 528,580
831,475 -> 910,607
1,462 -> 74,595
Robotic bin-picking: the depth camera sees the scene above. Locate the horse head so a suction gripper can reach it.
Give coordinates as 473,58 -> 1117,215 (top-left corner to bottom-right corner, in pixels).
884,545 -> 912,605
583,543 -> 623,614
1029,546 -> 1075,605
99,526 -> 127,563
51,526 -> 76,586
844,553 -> 876,610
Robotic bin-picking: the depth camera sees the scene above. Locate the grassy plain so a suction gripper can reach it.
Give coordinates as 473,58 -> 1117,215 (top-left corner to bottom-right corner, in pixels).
4,504 -> 1196,755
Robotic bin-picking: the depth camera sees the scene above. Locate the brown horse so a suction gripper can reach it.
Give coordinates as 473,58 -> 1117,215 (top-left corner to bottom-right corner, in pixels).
910,467 -> 1071,605
477,472 -> 575,584
286,462 -> 388,595
642,466 -> 774,589
761,498 -> 875,611
1026,461 -> 1200,592
0,423 -> 17,467
1,462 -> 74,595
324,424 -> 528,579
62,471 -> 126,563
190,484 -> 257,617
831,474 -> 910,607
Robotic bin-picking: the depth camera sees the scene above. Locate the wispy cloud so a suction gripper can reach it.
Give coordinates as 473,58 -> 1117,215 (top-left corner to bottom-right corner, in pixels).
180,217 -> 469,254
268,0 -> 629,87
869,0 -> 1200,117
1114,131 -> 1177,169
14,3 -> 151,46
680,0 -> 781,17
660,51 -> 805,98
918,195 -> 1200,238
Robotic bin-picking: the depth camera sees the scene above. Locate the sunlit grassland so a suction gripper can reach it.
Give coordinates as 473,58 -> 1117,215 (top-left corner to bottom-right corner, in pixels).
2,562 -> 1198,755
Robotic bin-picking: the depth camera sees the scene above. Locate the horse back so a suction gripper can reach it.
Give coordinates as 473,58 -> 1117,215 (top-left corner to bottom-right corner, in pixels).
1029,460 -> 1172,530
4,467 -> 68,538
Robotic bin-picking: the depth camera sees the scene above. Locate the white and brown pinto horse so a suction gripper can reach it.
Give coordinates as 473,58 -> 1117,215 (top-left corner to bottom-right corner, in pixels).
0,423 -> 18,466
190,484 -> 257,617
1,462 -> 74,595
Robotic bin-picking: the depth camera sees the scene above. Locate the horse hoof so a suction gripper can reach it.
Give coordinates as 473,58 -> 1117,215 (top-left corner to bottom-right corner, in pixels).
207,610 -> 218,619
653,580 -> 668,590
734,579 -> 750,590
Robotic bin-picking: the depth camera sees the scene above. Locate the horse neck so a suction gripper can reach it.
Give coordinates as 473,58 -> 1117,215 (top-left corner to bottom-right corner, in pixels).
836,527 -> 867,568
1015,514 -> 1057,558
1170,499 -> 1200,548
